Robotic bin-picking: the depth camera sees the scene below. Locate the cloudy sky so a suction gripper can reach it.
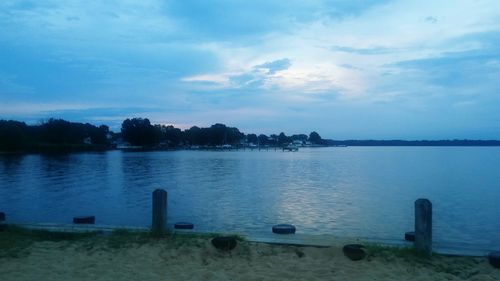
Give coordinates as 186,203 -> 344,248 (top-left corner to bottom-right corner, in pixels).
1,0 -> 499,139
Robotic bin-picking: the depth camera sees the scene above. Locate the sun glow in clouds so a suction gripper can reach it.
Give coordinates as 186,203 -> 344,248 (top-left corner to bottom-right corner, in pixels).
1,0 -> 499,138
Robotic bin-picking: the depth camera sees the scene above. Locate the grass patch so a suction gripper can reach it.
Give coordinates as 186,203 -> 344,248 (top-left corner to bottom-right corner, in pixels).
0,224 -> 247,257
0,225 -> 245,255
364,243 -> 428,263
0,225 -> 99,258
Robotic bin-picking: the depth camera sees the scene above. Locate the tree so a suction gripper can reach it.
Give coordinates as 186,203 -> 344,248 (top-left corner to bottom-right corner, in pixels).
184,126 -> 202,145
157,125 -> 182,146
278,132 -> 289,145
309,131 -> 322,145
258,134 -> 268,146
37,118 -> 87,144
89,124 -> 110,145
269,134 -> 278,145
209,123 -> 228,145
121,118 -> 160,146
291,134 -> 308,142
247,133 -> 258,144
0,120 -> 29,150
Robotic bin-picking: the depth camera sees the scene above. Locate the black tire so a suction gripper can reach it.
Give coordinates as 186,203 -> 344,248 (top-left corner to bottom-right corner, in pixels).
405,231 -> 415,242
0,212 -> 5,222
211,236 -> 237,251
73,216 -> 95,224
343,244 -> 366,261
272,224 -> 296,234
174,222 -> 194,229
489,251 -> 500,269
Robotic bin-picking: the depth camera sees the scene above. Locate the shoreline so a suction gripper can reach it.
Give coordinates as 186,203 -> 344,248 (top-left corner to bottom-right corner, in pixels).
4,223 -> 497,257
0,226 -> 498,281
5,144 -> 500,155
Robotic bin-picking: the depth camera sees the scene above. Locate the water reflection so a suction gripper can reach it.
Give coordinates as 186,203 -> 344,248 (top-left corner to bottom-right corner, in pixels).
0,147 -> 499,251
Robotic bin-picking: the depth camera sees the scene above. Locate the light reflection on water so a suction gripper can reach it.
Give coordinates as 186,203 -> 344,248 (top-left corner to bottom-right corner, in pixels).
1,147 -> 499,252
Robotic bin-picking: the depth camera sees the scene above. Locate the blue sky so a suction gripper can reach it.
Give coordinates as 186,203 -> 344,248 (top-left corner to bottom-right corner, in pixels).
1,0 -> 499,139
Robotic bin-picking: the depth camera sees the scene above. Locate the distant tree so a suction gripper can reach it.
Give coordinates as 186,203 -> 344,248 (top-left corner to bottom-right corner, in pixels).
309,131 -> 322,144
258,134 -> 268,146
199,123 -> 245,145
209,123 -> 228,145
184,126 -> 202,145
278,132 -> 289,145
226,126 -> 244,145
290,134 -> 308,142
246,133 -> 258,144
269,134 -> 278,145
0,120 -> 29,150
89,124 -> 110,145
36,119 -> 86,144
157,125 -> 182,146
121,118 -> 160,146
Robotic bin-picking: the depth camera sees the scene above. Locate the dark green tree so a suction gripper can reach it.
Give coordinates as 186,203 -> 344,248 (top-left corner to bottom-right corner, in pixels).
291,134 -> 308,142
309,131 -> 322,144
121,118 -> 160,146
184,126 -> 202,145
258,134 -> 268,146
246,133 -> 258,144
157,125 -> 183,146
278,132 -> 289,145
0,120 -> 29,150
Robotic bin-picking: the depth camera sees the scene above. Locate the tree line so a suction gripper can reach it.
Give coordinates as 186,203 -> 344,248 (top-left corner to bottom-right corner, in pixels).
0,117 -> 324,151
120,118 -> 324,147
0,119 -> 110,152
2,117 -> 500,152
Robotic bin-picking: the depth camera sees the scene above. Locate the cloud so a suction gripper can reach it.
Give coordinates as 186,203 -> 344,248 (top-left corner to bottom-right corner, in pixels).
255,59 -> 291,74
161,1 -> 391,41
330,45 -> 396,55
1,0 -> 500,138
183,58 -> 293,90
425,16 -> 438,24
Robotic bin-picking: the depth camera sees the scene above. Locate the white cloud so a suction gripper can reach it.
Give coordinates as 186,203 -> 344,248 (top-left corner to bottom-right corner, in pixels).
1,0 -> 500,138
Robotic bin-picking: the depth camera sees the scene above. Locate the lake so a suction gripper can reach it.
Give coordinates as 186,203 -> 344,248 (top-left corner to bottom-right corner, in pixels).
1,147 -> 499,254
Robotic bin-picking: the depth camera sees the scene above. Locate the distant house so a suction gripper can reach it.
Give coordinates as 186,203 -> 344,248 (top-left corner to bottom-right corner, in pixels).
292,140 -> 304,146
268,136 -> 277,142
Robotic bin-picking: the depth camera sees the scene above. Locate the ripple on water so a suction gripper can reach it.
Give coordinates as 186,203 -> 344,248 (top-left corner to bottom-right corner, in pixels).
0,147 -> 499,254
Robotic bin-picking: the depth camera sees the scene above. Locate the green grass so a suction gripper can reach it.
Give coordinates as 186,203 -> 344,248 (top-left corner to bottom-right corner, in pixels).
364,243 -> 429,263
0,225 -> 99,258
0,224 -> 247,257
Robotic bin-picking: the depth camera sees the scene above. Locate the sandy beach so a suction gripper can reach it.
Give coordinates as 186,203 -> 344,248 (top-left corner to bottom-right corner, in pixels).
0,230 -> 498,281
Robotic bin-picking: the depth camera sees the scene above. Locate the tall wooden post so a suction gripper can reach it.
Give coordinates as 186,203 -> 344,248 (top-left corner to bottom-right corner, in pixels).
415,198 -> 432,256
152,189 -> 167,235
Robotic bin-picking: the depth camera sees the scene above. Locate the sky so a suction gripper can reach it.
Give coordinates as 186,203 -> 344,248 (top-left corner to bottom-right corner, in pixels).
1,0 -> 499,139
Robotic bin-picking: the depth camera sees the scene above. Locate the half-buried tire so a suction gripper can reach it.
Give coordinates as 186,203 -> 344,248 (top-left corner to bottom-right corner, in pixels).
343,244 -> 366,261
405,231 -> 415,242
489,251 -> 500,269
73,216 -> 95,224
174,222 -> 194,229
272,224 -> 296,234
211,236 -> 237,251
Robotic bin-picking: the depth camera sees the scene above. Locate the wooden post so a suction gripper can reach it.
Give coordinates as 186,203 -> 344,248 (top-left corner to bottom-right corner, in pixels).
152,189 -> 167,235
415,198 -> 432,256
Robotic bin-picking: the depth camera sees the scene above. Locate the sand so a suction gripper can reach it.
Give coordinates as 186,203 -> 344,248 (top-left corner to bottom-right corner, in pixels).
0,236 -> 499,281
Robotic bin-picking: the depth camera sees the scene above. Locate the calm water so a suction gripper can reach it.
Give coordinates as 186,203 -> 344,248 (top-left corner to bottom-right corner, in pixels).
1,147 -> 499,253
